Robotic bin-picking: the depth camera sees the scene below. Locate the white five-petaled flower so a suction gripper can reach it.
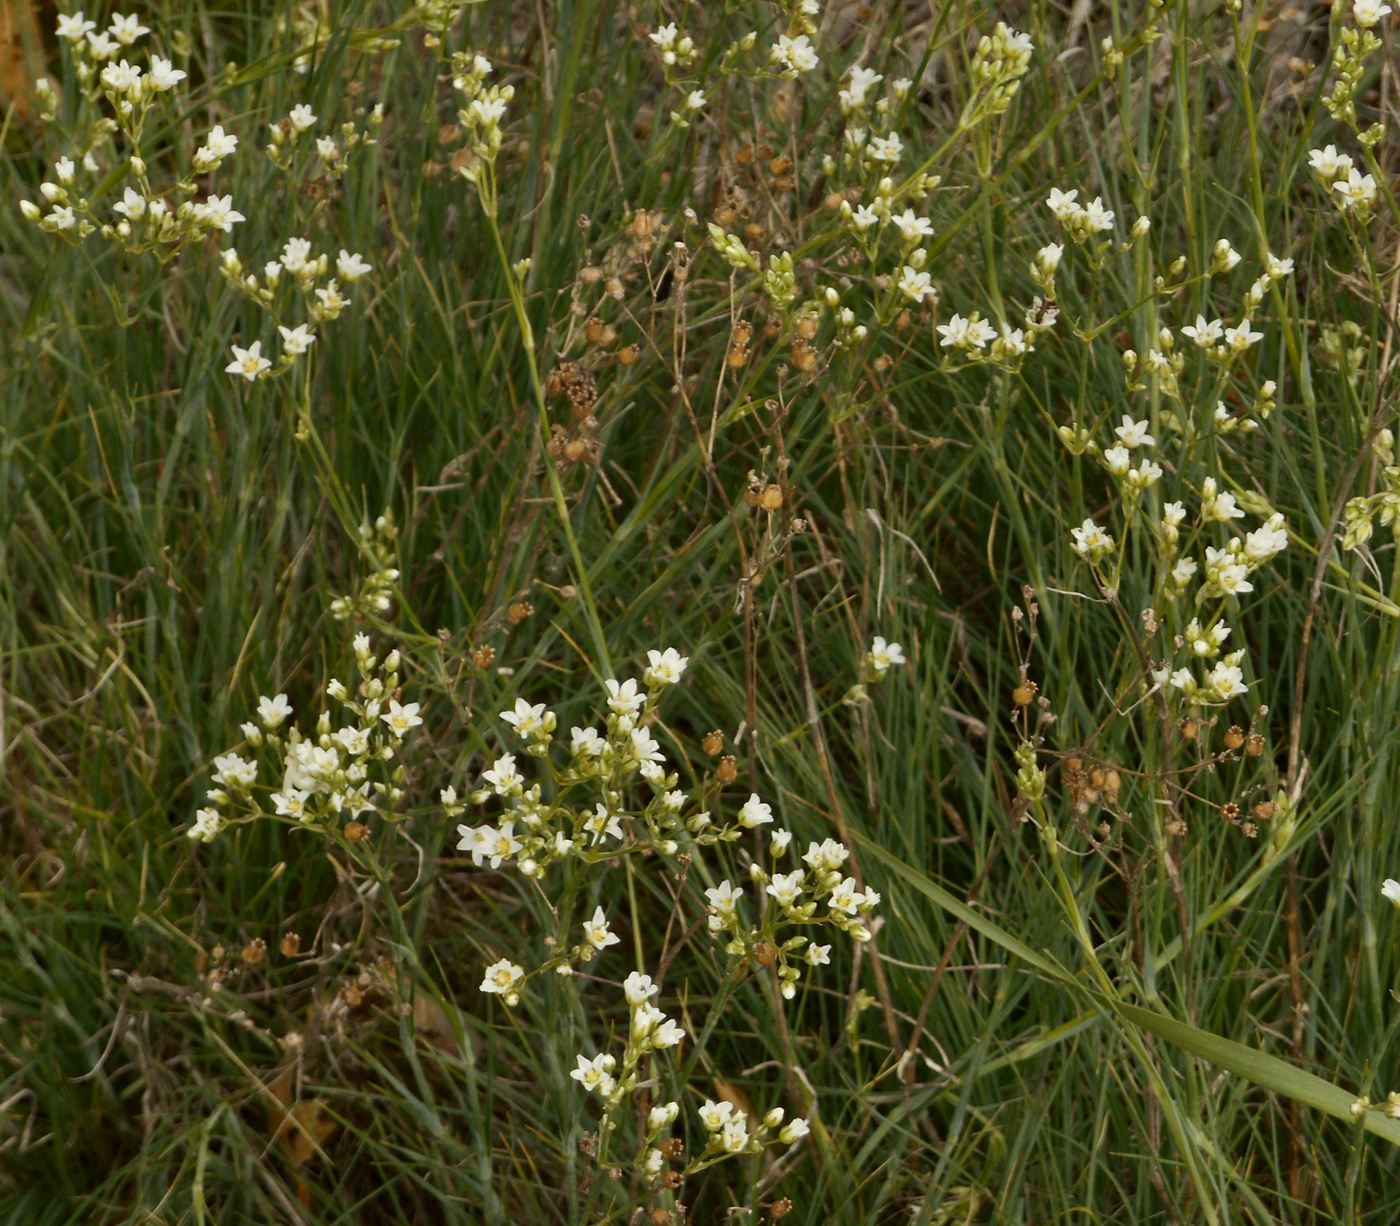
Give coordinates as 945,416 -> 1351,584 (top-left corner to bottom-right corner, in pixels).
767,869 -> 806,907
57,11 -> 97,41
581,905 -> 621,951
769,32 -> 819,74
569,1052 -> 616,1095
148,56 -> 186,91
287,103 -> 317,132
501,697 -> 551,738
481,752 -> 520,794
605,677 -> 645,717
1308,144 -> 1354,179
738,793 -> 773,828
1333,168 -> 1378,210
892,209 -> 934,244
644,647 -> 688,686
867,636 -> 906,675
278,324 -> 316,356
381,699 -> 423,737
1353,0 -> 1392,27
257,693 -> 293,728
1114,414 -> 1156,449
199,194 -> 244,233
1070,517 -> 1114,561
187,807 -> 222,842
99,58 -> 142,93
1223,319 -> 1263,352
226,340 -> 271,381
705,879 -> 743,915
480,958 -> 524,998
112,186 -> 147,220
1181,315 -> 1224,348
336,249 -> 372,281
108,12 -> 149,44
623,970 -> 658,1007
1046,188 -> 1080,221
897,266 -> 933,303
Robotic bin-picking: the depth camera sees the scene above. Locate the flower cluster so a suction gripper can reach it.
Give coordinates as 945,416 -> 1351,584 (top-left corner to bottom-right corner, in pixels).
455,649 -> 774,880
1308,143 -> 1379,220
567,973 -> 808,1182
706,831 -> 881,999
449,51 -> 515,195
187,633 -> 420,843
1341,430 -> 1400,552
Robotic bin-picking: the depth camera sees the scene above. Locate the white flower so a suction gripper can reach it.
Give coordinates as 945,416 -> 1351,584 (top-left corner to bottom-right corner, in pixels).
1353,0 -> 1392,27
200,194 -> 245,233
1203,546 -> 1253,596
698,1099 -> 735,1131
85,30 -> 117,59
771,828 -> 793,856
767,870 -> 806,907
805,943 -> 832,967
867,132 -> 904,163
1265,253 -> 1294,280
1114,415 -> 1156,449
648,1102 -> 679,1131
623,971 -> 658,1007
738,793 -> 774,828
197,124 -> 238,163
336,249 -> 372,281
719,1117 -> 750,1153
501,697 -> 552,738
1200,477 -> 1245,523
278,324 -> 316,356
212,751 -> 258,788
481,752 -> 520,794
605,677 -> 645,716
480,958 -> 524,997
225,340 -> 271,382
1333,168 -> 1378,210
1244,514 -> 1289,563
840,64 -> 883,110
802,838 -> 849,872
1205,660 -> 1248,702
271,788 -> 310,821
287,103 -> 317,132
316,136 -> 339,162
569,725 -> 605,758
583,803 -> 624,845
257,693 -> 293,728
892,209 -> 934,244
1070,518 -> 1114,561
57,11 -> 97,41
936,314 -> 995,350
1181,315 -> 1224,348
705,879 -> 744,915
850,203 -> 880,232
828,876 -> 865,915
867,636 -> 906,675
1382,879 -> 1400,906
99,58 -> 142,93
897,265 -> 933,303
187,807 -> 223,841
1308,144 -> 1353,179
108,12 -> 149,44
779,1118 -> 811,1144
381,699 -> 422,737
769,32 -> 818,74
1082,197 -> 1115,232
1046,188 -> 1080,221
581,905 -> 621,952
644,647 -> 688,686
1223,319 -> 1263,352
112,186 -> 147,220
1102,445 -> 1132,478
569,1052 -> 616,1096
148,56 -> 186,91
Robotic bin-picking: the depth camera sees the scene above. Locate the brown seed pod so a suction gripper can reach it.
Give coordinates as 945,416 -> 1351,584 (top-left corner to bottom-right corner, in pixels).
1012,681 -> 1037,706
702,730 -> 724,756
345,820 -> 370,844
1223,725 -> 1245,751
507,601 -> 533,624
717,755 -> 738,785
241,938 -> 267,966
279,932 -> 302,958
